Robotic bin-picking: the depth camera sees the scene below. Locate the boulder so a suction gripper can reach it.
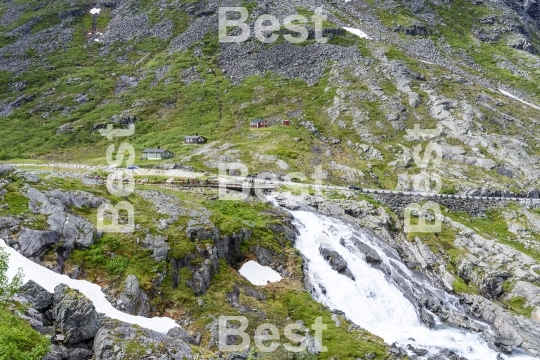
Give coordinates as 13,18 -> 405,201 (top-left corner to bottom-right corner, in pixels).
18,228 -> 59,259
419,308 -> 435,328
42,345 -> 93,360
17,280 -> 54,312
250,244 -> 286,273
51,284 -> 101,344
216,229 -> 250,266
319,246 -> 355,280
47,212 -> 97,249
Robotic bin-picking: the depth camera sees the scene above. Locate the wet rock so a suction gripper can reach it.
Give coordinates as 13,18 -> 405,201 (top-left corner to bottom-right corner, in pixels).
52,284 -> 101,344
319,246 -> 355,280
420,308 -> 435,328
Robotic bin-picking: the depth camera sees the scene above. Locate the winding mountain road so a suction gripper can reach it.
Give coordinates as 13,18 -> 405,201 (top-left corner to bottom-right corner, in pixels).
9,162 -> 540,204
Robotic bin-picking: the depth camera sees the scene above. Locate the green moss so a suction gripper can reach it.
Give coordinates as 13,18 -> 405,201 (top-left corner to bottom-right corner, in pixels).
506,296 -> 535,317
452,277 -> 478,295
0,305 -> 50,360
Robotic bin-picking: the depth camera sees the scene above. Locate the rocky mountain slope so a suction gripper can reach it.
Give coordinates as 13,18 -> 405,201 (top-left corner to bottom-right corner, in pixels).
1,0 -> 540,359
0,0 -> 539,193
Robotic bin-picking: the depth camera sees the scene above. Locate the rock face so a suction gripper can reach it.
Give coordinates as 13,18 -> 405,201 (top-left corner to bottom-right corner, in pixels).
16,281 -> 194,360
93,319 -> 193,360
51,284 -> 101,344
187,246 -> 220,296
118,275 -> 151,317
11,187 -> 104,271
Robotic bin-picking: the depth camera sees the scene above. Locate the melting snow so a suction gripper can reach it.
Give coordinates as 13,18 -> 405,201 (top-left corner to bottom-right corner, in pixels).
90,8 -> 101,15
498,89 -> 540,111
1,239 -> 178,334
343,27 -> 371,40
238,260 -> 282,286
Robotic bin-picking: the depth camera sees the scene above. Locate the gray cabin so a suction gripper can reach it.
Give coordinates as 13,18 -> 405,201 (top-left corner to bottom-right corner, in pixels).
141,147 -> 174,160
184,135 -> 207,145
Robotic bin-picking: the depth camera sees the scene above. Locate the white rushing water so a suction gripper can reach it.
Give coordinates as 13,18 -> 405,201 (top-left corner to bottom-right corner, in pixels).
0,239 -> 178,334
288,209 -> 534,360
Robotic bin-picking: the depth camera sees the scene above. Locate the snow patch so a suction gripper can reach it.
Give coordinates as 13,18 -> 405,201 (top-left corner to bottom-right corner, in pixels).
238,260 -> 282,286
1,239 -> 178,334
498,89 -> 540,111
343,27 -> 371,40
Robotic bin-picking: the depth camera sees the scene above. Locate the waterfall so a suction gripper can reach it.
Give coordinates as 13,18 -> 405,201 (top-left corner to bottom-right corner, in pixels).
287,208 -> 534,360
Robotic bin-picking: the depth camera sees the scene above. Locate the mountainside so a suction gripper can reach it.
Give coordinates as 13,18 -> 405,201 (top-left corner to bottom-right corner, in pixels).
0,0 -> 539,192
2,0 -> 540,359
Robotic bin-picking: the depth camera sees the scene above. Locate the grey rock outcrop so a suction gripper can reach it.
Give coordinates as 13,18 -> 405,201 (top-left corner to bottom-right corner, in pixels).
141,233 -> 170,262
18,228 -> 59,259
47,212 -> 96,250
187,249 -> 220,296
167,326 -> 200,346
51,284 -> 101,344
17,187 -> 103,270
117,275 -> 151,317
0,164 -> 15,176
17,280 -> 54,313
93,319 -> 193,360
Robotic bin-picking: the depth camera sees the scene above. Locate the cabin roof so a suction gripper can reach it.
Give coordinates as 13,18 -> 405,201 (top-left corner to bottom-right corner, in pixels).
142,148 -> 168,153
